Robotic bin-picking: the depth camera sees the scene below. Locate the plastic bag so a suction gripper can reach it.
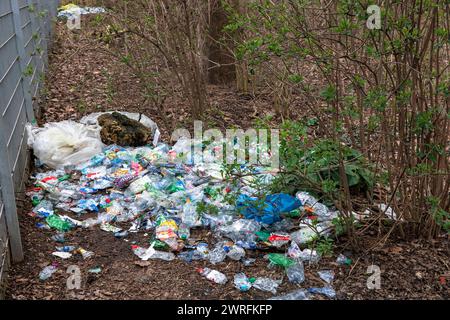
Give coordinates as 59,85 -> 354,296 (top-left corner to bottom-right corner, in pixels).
27,121 -> 104,169
236,193 -> 301,225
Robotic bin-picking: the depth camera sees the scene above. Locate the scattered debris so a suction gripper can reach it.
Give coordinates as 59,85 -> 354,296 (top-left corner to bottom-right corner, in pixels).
57,3 -> 106,20
25,114 -> 348,299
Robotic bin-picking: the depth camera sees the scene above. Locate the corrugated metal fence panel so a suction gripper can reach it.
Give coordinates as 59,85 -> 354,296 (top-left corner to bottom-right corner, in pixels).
0,0 -> 59,294
0,199 -> 9,297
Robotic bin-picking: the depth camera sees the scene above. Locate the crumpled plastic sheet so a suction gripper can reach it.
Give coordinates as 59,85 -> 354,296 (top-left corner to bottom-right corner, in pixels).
26,121 -> 104,169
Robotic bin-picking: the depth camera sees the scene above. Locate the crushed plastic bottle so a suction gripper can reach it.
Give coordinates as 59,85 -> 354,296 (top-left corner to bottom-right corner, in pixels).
46,215 -> 72,232
308,286 -> 336,299
181,199 -> 201,227
77,198 -> 99,212
178,242 -> 208,262
286,261 -> 305,284
226,245 -> 246,261
208,243 -> 227,264
267,253 -> 295,268
39,263 -> 58,281
219,219 -> 261,243
252,277 -> 280,294
32,200 -> 54,218
233,273 -> 252,292
56,245 -> 76,252
287,242 -> 302,259
197,267 -> 228,285
298,248 -> 321,263
336,253 -> 352,266
132,244 -> 175,261
318,270 -> 335,284
114,230 -> 128,238
242,257 -> 256,266
77,247 -> 94,259
296,191 -> 337,221
178,223 -> 190,241
51,233 -> 66,243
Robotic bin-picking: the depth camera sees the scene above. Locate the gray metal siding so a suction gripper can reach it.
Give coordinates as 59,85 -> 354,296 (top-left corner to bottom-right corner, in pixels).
0,0 -> 59,294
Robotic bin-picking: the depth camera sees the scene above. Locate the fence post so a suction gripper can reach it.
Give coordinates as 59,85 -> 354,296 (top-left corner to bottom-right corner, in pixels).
0,125 -> 23,263
10,0 -> 36,123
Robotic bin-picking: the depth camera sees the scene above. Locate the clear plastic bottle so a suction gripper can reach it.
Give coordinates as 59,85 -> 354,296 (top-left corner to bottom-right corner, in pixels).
56,245 -> 76,252
39,264 -> 58,281
32,200 -> 54,217
181,199 -> 200,227
233,273 -> 252,292
226,245 -> 246,261
252,277 -> 280,294
286,261 -> 305,284
77,247 -> 94,259
318,270 -> 335,284
132,245 -> 147,259
178,223 -> 191,241
132,245 -> 175,261
336,253 -> 352,265
198,268 -> 228,285
149,250 -> 176,261
308,286 -> 336,298
208,243 -> 227,264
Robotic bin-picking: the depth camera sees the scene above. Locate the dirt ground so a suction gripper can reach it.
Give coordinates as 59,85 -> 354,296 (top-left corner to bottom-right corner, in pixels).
5,18 -> 450,300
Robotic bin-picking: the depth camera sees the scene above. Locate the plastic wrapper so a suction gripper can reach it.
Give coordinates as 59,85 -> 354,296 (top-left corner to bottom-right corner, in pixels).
198,268 -> 227,285
52,251 -> 72,259
252,277 -> 280,294
26,121 -> 104,169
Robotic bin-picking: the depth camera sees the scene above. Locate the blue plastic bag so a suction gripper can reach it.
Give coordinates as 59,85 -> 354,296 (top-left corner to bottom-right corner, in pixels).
236,193 -> 302,224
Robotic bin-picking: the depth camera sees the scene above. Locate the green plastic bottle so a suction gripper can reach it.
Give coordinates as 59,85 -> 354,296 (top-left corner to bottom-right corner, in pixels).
46,215 -> 72,232
267,253 -> 295,268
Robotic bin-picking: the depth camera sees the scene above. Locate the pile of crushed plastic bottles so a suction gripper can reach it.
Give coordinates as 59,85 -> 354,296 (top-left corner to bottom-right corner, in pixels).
57,3 -> 106,20
28,135 -> 351,299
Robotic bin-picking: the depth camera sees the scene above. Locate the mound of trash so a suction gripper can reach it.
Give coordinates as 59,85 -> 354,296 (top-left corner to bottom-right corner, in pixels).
27,113 -> 353,300
57,3 -> 106,20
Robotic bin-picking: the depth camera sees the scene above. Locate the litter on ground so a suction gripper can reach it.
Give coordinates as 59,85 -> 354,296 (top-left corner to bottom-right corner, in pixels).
26,112 -> 355,299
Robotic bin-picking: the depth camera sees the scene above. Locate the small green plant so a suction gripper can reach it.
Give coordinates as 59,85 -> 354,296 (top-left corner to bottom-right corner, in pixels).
270,119 -> 376,196
427,197 -> 450,234
76,100 -> 87,113
313,237 -> 334,257
196,202 -> 219,216
23,65 -> 34,77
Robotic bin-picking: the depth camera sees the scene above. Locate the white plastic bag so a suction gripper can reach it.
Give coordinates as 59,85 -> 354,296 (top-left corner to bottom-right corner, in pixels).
27,121 -> 104,169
